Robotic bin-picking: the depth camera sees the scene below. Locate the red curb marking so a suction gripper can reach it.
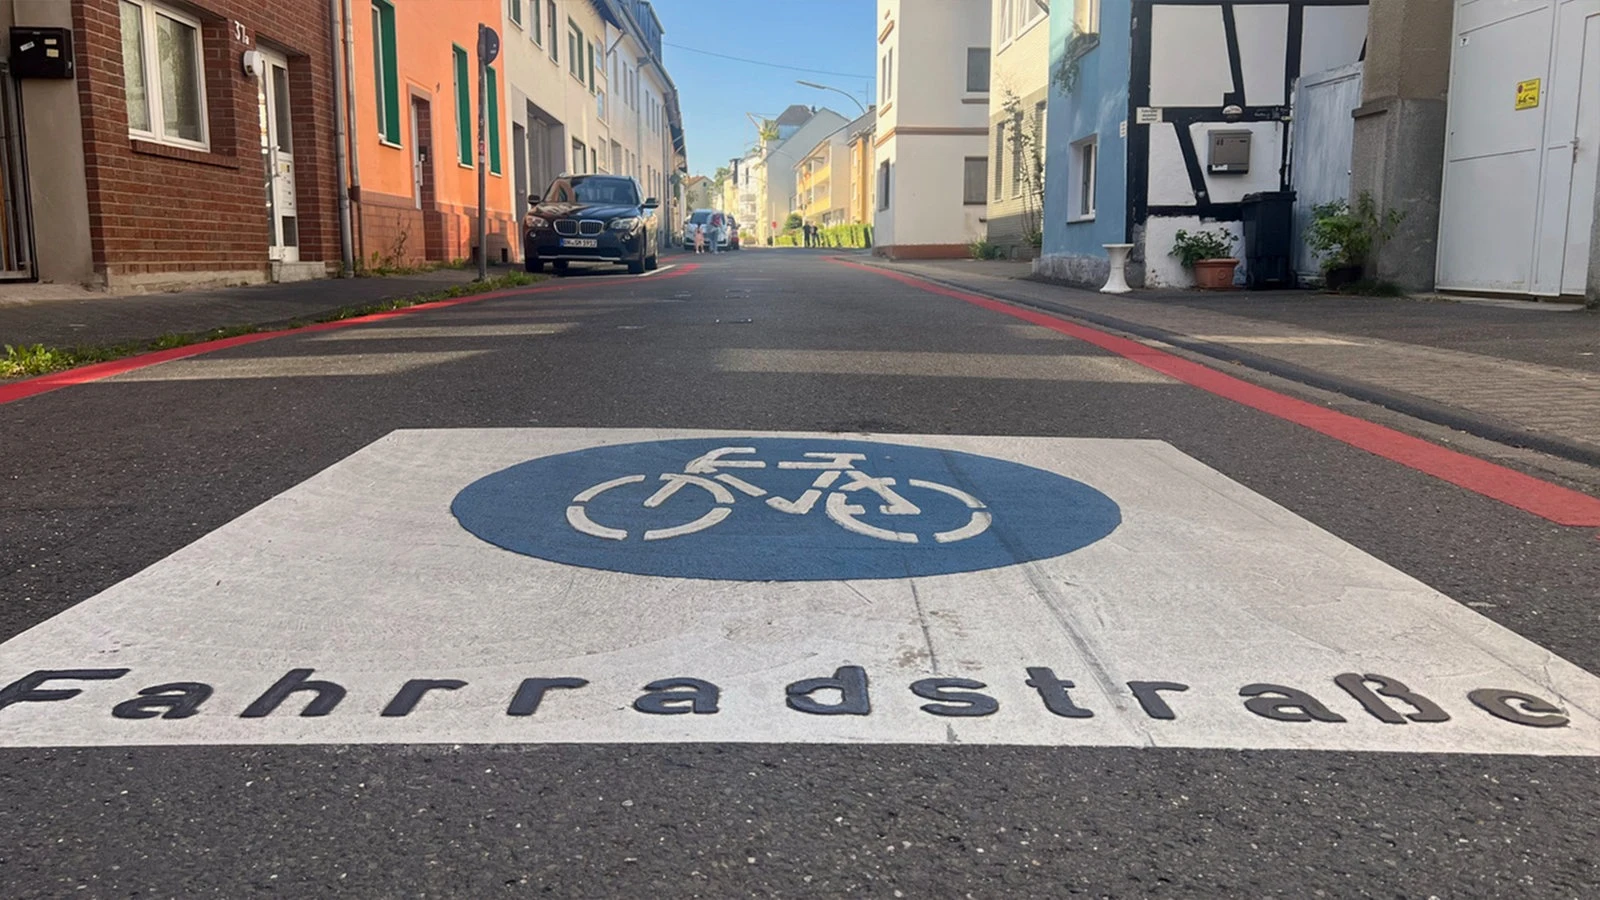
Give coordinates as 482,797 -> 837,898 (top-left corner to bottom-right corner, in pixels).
834,258 -> 1600,528
0,264 -> 700,407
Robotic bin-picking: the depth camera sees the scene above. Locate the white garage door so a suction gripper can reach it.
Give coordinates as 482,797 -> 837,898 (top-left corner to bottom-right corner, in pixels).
1438,0 -> 1600,296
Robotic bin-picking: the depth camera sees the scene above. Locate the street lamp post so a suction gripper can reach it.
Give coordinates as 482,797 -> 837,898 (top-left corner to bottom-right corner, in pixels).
796,80 -> 867,116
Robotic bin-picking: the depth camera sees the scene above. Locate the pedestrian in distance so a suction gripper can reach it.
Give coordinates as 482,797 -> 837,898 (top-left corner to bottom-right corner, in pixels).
711,213 -> 723,254
693,222 -> 706,254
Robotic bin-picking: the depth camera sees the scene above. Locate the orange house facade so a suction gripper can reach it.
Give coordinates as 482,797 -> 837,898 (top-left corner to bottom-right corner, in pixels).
352,0 -> 515,267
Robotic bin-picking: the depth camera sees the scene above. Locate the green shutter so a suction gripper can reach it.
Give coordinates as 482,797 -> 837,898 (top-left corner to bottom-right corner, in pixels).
453,45 -> 471,166
487,66 -> 501,174
587,41 -> 595,91
376,1 -> 400,145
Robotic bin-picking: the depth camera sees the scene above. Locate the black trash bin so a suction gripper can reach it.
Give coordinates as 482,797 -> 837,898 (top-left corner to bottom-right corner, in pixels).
1240,190 -> 1297,290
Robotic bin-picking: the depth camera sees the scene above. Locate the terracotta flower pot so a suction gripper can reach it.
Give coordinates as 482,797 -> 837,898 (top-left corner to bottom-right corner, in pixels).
1191,258 -> 1239,290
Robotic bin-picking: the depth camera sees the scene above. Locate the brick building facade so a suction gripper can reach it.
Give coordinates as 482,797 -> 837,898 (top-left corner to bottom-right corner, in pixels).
3,0 -> 340,291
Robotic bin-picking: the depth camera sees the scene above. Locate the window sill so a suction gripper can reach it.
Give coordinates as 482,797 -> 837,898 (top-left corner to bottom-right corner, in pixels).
130,138 -> 238,168
378,138 -> 403,150
962,92 -> 988,105
1068,32 -> 1101,61
1069,214 -> 1097,223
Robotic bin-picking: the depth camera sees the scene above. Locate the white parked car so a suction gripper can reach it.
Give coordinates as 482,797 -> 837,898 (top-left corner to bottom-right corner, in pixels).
683,209 -> 735,250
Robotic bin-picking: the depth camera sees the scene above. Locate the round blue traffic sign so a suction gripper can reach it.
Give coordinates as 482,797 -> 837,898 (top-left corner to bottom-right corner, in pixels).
451,438 -> 1121,581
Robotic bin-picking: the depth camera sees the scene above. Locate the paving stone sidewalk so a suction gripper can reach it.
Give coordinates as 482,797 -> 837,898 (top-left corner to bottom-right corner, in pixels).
876,258 -> 1600,465
0,268 -> 484,349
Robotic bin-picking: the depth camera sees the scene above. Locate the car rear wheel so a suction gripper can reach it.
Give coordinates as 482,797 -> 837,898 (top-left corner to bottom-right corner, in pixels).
524,255 -> 542,273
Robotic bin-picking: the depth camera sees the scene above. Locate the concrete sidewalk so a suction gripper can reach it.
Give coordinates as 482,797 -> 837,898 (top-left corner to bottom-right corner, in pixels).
0,268 -> 485,349
872,258 -> 1600,468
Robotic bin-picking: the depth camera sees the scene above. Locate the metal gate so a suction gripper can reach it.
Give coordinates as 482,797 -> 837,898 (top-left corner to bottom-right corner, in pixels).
0,63 -> 33,280
1289,62 -> 1363,283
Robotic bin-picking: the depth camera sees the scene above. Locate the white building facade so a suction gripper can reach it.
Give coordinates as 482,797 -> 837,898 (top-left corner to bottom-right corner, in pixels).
987,0 -> 1051,258
500,0 -> 685,250
873,0 -> 992,258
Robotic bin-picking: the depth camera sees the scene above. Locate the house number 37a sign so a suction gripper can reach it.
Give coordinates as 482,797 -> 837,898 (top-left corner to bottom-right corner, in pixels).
233,21 -> 251,44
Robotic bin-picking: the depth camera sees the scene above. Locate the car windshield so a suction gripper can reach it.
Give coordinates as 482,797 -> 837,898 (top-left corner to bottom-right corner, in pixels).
688,211 -> 713,224
543,176 -> 639,206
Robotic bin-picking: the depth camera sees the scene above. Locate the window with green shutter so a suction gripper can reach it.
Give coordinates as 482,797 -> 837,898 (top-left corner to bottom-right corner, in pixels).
453,45 -> 471,166
372,0 -> 399,145
487,66 -> 501,174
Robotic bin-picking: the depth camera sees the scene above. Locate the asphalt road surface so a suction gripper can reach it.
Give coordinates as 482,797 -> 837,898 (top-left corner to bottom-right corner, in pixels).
2,251 -> 1598,897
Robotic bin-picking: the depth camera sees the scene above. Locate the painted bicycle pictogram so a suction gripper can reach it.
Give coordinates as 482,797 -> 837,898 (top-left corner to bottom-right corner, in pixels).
565,447 -> 992,543
452,436 -> 1121,581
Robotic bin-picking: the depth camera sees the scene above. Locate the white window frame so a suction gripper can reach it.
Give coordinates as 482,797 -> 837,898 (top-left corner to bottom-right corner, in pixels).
1071,136 -> 1097,221
122,0 -> 210,151
1076,0 -> 1101,36
509,0 -> 522,28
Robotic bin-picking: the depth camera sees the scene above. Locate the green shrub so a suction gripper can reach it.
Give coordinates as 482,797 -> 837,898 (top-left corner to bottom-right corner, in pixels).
1169,228 -> 1236,268
1306,192 -> 1405,273
968,240 -> 1005,260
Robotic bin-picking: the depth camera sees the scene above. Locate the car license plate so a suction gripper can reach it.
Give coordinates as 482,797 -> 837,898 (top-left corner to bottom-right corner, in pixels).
561,238 -> 598,249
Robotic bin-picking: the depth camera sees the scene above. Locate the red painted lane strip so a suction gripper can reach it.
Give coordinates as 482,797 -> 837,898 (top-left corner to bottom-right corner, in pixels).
835,258 -> 1600,528
0,264 -> 699,407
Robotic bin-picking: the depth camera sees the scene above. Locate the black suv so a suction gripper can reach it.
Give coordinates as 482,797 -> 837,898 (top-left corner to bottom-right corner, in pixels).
523,174 -> 660,275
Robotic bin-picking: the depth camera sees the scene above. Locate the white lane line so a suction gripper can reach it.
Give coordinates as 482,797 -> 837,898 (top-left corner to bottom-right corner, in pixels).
716,349 -> 1176,384
305,324 -> 576,341
107,351 -> 490,381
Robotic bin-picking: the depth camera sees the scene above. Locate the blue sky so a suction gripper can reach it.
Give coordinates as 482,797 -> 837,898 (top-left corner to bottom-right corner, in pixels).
651,0 -> 879,176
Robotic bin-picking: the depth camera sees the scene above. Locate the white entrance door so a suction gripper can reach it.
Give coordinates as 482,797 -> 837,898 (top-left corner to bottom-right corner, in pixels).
1438,0 -> 1600,296
260,50 -> 299,263
1557,10 -> 1599,294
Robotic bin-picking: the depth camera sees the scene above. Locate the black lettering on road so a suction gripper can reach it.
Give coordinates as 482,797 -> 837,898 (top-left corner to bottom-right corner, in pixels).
506,677 -> 589,716
381,679 -> 468,717
910,678 -> 999,717
1334,673 -> 1450,725
1468,688 -> 1569,728
240,669 -> 347,718
1240,683 -> 1347,723
0,669 -> 129,714
112,682 -> 213,720
633,678 -> 721,715
1025,667 -> 1093,718
787,666 -> 871,715
1127,681 -> 1190,720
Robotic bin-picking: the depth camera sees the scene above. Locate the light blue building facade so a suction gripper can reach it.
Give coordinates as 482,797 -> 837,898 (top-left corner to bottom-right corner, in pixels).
1036,0 -> 1369,288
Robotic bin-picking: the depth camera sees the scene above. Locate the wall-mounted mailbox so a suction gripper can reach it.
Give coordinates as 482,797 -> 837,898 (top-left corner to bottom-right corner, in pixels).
1207,129 -> 1251,174
10,27 -> 74,79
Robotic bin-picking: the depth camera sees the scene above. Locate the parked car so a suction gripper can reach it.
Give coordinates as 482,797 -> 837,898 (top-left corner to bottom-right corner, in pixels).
683,209 -> 734,251
524,174 -> 660,275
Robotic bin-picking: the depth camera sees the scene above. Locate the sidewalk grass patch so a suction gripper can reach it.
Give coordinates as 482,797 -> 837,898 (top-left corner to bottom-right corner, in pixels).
1,271 -> 544,381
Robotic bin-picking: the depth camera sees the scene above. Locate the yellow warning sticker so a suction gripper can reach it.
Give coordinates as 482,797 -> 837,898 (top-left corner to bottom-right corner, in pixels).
1516,79 -> 1541,110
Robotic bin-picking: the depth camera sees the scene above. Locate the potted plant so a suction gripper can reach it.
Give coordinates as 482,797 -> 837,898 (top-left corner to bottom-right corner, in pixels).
1306,193 -> 1405,290
1170,228 -> 1239,289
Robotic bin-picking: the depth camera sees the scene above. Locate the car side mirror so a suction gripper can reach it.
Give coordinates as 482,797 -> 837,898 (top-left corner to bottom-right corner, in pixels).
643,198 -> 659,210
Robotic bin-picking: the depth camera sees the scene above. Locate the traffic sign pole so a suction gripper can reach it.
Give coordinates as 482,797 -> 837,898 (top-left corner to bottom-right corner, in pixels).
476,25 -> 499,281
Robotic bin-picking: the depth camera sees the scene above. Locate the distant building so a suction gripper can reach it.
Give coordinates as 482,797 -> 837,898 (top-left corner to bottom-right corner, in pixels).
684,175 -> 713,210
846,110 -> 878,227
755,105 -> 847,242
987,0 -> 1051,259
873,0 -> 991,259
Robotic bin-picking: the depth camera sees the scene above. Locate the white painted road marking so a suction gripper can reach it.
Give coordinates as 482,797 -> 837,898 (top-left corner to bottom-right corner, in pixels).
106,351 -> 490,381
716,349 -> 1176,383
305,324 -> 576,340
0,429 -> 1596,752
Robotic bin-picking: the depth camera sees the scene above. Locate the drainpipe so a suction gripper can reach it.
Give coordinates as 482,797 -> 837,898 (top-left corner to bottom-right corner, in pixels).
328,0 -> 355,276
342,0 -> 365,267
